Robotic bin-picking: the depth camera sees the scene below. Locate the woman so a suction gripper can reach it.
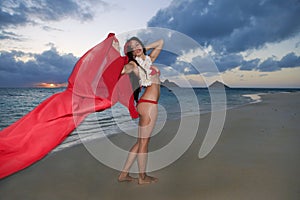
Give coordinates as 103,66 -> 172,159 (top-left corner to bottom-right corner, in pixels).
118,37 -> 164,184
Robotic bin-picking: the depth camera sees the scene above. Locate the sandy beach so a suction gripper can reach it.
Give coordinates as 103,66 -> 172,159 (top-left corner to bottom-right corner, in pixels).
0,92 -> 299,200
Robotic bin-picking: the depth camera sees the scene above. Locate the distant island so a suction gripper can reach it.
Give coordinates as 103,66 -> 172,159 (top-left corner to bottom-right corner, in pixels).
160,80 -> 231,89
208,81 -> 230,89
161,79 -> 180,88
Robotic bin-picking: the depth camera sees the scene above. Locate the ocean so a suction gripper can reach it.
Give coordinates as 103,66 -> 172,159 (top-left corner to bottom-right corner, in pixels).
0,87 -> 299,152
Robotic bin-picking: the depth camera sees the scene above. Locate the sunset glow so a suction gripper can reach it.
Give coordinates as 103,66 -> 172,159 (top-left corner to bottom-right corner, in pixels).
35,83 -> 67,88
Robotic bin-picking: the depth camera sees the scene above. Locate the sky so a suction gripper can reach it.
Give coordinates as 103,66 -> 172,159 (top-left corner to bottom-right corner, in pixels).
0,0 -> 300,88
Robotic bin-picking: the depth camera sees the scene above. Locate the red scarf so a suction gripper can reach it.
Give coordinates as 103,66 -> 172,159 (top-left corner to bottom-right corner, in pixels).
0,33 -> 138,179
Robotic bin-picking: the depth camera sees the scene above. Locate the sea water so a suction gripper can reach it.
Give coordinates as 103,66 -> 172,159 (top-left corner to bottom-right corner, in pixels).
0,87 -> 299,152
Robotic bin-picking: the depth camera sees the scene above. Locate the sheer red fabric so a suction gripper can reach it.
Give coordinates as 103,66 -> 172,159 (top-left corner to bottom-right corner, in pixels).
0,33 -> 138,179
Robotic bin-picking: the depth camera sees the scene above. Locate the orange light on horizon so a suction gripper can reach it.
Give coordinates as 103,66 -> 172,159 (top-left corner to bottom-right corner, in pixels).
34,82 -> 67,88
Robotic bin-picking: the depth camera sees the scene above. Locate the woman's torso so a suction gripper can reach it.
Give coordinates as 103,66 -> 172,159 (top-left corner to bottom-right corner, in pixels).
135,55 -> 160,102
140,75 -> 160,102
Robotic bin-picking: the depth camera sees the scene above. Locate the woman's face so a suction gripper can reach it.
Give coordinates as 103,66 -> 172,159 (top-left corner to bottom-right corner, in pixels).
129,40 -> 143,57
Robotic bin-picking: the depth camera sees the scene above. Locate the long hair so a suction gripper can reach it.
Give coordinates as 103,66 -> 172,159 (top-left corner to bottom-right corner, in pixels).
124,37 -> 147,103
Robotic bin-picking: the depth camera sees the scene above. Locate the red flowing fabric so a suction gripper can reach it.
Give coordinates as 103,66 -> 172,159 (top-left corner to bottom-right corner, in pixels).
0,33 -> 138,179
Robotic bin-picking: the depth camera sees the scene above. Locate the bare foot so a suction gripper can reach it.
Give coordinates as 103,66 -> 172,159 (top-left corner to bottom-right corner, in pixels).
138,175 -> 158,185
118,172 -> 137,183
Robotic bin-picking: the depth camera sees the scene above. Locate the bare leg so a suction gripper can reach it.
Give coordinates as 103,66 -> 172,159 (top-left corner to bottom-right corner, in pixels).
137,103 -> 158,184
118,103 -> 158,184
118,142 -> 139,182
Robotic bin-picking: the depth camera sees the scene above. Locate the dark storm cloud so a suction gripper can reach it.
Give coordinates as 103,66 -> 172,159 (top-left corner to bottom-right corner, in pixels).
147,0 -> 300,72
213,52 -> 300,72
257,57 -> 281,72
257,52 -> 300,72
148,0 -> 300,53
214,53 -> 244,72
279,52 -> 300,68
0,48 -> 78,87
0,0 -> 109,32
240,59 -> 260,71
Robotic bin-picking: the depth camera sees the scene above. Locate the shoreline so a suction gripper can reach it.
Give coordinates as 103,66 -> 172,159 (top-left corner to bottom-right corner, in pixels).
1,92 -> 299,200
52,90 -> 297,154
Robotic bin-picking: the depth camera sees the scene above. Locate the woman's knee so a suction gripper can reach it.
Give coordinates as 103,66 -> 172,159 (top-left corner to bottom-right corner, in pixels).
139,115 -> 151,127
138,138 -> 150,147
141,137 -> 150,142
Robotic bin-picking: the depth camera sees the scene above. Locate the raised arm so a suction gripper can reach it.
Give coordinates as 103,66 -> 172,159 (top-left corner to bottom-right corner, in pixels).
146,39 -> 164,63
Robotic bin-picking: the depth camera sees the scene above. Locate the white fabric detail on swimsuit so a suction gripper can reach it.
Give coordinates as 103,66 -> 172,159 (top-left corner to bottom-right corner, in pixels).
135,55 -> 152,87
